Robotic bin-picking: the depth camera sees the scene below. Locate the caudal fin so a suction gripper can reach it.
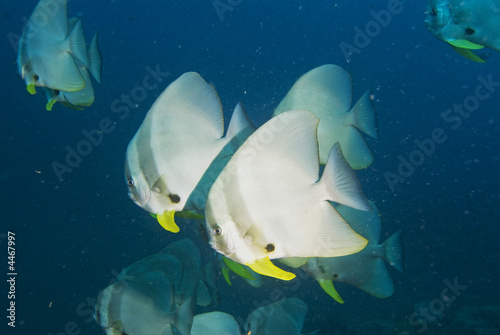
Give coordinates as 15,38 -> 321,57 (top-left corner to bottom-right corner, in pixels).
66,18 -> 89,67
381,230 -> 404,272
351,90 -> 378,139
173,296 -> 194,335
320,143 -> 371,211
335,90 -> 378,169
88,32 -> 102,83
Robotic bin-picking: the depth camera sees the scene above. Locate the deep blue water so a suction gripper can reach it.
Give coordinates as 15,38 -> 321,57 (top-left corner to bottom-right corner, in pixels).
1,0 -> 500,334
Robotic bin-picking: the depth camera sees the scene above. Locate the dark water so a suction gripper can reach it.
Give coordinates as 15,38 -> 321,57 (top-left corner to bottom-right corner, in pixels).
1,0 -> 500,334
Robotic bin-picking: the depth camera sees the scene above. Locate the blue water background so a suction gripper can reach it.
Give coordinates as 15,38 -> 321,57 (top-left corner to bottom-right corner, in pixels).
1,0 -> 499,334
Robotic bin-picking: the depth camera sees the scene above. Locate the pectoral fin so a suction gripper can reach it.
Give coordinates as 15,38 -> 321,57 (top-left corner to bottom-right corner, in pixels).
157,210 -> 180,233
247,257 -> 296,281
450,45 -> 486,63
223,256 -> 255,280
318,279 -> 344,304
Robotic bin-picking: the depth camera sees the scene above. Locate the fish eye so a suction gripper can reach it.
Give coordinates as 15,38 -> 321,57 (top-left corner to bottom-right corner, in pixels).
430,7 -> 437,15
33,74 -> 39,81
54,90 -> 60,95
127,178 -> 134,186
212,225 -> 222,236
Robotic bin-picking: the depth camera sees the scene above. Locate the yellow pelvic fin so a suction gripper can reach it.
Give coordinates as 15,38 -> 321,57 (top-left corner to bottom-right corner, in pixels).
319,279 -> 344,304
157,210 -> 180,233
221,266 -> 232,286
223,256 -> 255,280
448,39 -> 484,50
247,257 -> 296,281
450,45 -> 486,63
45,99 -> 57,111
27,83 -> 36,95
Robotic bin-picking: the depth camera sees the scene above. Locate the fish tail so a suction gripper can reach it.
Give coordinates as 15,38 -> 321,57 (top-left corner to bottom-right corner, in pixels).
67,18 -> 89,68
381,230 -> 404,272
350,90 -> 378,139
172,296 -> 194,335
88,32 -> 102,83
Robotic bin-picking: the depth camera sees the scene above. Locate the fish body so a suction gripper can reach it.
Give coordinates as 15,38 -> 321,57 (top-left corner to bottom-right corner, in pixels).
95,271 -> 194,335
94,239 -> 222,335
43,27 -> 102,110
125,72 -> 254,233
425,0 -> 500,62
244,298 -> 308,335
205,110 -> 369,280
273,64 -> 377,169
17,0 -> 89,94
119,239 -> 217,307
191,312 -> 241,335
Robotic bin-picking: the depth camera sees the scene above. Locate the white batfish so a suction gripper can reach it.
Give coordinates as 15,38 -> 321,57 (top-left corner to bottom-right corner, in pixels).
43,19 -> 102,111
94,271 -> 194,335
191,312 -> 241,335
273,64 -> 378,169
125,72 -> 254,233
17,0 -> 90,94
293,201 -> 403,304
244,298 -> 315,335
425,0 -> 500,63
205,110 -> 370,281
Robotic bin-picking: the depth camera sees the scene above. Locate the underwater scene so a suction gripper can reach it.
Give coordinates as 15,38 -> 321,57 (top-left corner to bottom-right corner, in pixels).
2,0 -> 500,334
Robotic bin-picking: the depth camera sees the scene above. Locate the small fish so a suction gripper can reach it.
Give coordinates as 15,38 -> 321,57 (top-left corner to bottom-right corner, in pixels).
273,64 -> 378,169
191,312 -> 241,335
297,201 -> 403,304
17,0 -> 89,94
205,110 -> 370,281
120,239 -> 218,308
244,298 -> 311,335
43,24 -> 102,111
125,72 -> 254,233
425,0 -> 500,62
94,271 -> 194,335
